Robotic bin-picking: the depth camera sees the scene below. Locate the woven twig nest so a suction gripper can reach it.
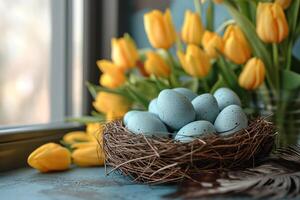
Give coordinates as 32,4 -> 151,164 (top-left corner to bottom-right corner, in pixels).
103,118 -> 276,184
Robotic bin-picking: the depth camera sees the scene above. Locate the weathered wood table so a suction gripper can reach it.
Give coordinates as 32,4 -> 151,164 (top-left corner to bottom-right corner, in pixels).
0,167 -> 175,200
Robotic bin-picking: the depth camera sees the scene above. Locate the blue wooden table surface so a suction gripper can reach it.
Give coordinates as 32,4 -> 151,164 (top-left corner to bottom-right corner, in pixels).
0,167 -> 257,200
0,167 -> 176,200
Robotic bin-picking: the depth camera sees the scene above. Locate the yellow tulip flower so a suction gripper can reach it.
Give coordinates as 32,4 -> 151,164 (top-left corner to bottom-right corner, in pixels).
111,35 -> 139,70
86,123 -> 102,139
144,51 -> 171,77
63,131 -> 92,144
202,31 -> 224,58
239,57 -> 266,90
181,10 -> 204,45
97,60 -> 126,89
27,143 -> 71,173
93,92 -> 131,119
177,45 -> 211,78
144,9 -> 176,49
256,2 -> 289,43
223,25 -> 251,64
275,0 -> 292,9
72,142 -> 104,167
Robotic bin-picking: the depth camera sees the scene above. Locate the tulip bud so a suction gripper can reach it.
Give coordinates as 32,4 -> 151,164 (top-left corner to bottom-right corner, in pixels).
111,35 -> 139,70
71,142 -> 104,167
63,131 -> 92,144
144,52 -> 171,77
177,45 -> 211,78
238,57 -> 266,90
93,92 -> 131,118
275,0 -> 292,9
181,10 -> 204,45
97,60 -> 126,89
202,31 -> 224,58
27,143 -> 71,172
223,25 -> 251,64
144,9 -> 176,49
256,2 -> 289,43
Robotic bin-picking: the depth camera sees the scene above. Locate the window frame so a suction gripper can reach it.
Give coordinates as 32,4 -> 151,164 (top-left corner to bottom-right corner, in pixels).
0,0 -> 126,172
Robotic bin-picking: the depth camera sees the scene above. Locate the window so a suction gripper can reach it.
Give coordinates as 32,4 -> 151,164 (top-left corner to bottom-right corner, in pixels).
0,0 -> 84,127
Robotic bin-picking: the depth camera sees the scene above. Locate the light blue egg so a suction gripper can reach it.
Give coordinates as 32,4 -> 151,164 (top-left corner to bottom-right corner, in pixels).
157,89 -> 196,130
175,120 -> 215,143
173,87 -> 197,101
213,87 -> 241,110
123,110 -> 140,125
148,98 -> 159,116
123,111 -> 157,126
126,112 -> 168,136
192,93 -> 219,123
214,105 -> 248,136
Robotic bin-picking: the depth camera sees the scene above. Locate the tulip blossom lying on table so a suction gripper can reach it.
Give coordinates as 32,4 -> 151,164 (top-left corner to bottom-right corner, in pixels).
28,123 -> 104,172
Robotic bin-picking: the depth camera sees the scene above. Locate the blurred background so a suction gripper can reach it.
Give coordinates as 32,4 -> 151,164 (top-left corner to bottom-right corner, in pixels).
1,0 -> 299,127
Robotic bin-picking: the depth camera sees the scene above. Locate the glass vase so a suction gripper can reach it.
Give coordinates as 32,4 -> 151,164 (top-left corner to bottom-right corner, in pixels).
255,88 -> 300,146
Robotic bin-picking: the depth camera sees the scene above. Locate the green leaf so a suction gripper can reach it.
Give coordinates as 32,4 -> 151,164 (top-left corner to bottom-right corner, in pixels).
282,70 -> 300,90
66,116 -> 105,124
287,0 -> 300,42
86,81 -> 98,99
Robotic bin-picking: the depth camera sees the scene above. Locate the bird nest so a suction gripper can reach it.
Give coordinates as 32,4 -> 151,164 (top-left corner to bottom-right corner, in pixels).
103,118 -> 276,184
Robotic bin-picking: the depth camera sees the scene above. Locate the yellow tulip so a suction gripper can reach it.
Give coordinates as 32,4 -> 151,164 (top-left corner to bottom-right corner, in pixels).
256,2 -> 289,43
202,31 -> 224,58
97,60 -> 126,89
144,9 -> 176,49
86,123 -> 102,140
275,0 -> 292,9
239,57 -> 266,90
177,45 -> 211,78
181,10 -> 204,45
144,51 -> 171,77
27,143 -> 71,172
111,35 -> 139,70
62,131 -> 92,144
93,92 -> 131,119
72,142 -> 104,167
223,25 -> 251,64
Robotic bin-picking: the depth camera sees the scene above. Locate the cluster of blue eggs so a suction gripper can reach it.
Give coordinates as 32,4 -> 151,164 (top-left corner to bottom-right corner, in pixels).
123,87 -> 248,143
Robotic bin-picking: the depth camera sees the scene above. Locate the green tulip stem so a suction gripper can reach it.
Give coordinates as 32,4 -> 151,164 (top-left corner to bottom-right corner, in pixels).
166,50 -> 179,87
272,43 -> 280,92
201,78 -> 210,92
193,0 -> 202,17
175,36 -> 184,52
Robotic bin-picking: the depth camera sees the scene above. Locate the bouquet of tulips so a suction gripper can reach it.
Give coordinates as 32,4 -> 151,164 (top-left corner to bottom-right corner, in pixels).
83,0 -> 300,142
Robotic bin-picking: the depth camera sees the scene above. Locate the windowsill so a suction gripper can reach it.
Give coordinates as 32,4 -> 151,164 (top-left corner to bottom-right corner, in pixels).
0,167 -> 175,200
0,122 -> 84,171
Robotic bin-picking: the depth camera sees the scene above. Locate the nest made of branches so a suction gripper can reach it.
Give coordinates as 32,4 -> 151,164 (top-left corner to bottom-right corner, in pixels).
103,118 -> 276,184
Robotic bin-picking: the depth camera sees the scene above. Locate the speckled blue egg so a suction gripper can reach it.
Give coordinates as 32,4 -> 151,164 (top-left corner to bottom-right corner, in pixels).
214,105 -> 248,136
123,111 -> 157,126
213,88 -> 241,110
123,110 -> 140,125
126,112 -> 168,136
148,98 -> 159,116
157,89 -> 196,130
175,120 -> 215,143
192,93 -> 219,123
173,88 -> 197,101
